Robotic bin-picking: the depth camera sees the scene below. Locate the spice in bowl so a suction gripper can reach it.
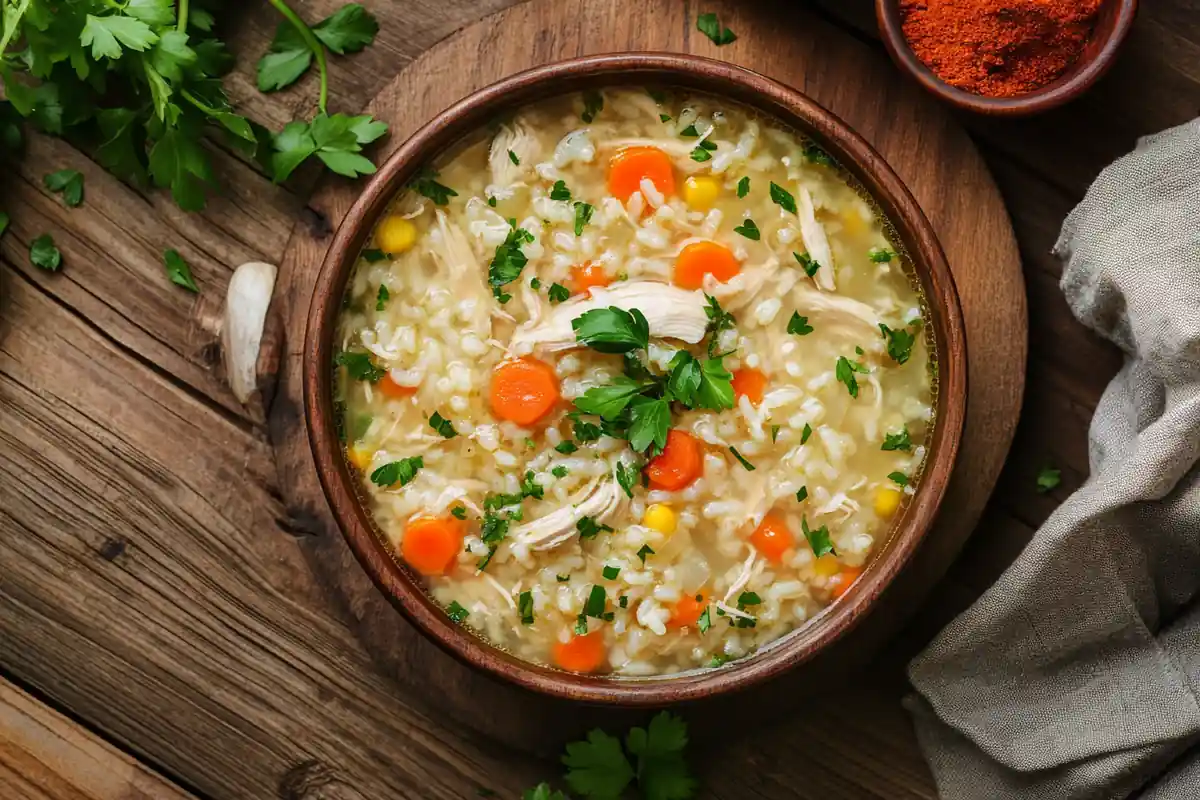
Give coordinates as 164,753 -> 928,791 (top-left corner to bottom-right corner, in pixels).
898,0 -> 1105,98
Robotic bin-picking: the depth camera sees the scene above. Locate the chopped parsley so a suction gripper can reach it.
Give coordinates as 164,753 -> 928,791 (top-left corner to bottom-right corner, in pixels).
660,113 -> 672,122
409,169 -> 458,205
802,517 -> 836,558
729,446 -> 755,471
794,251 -> 821,277
835,356 -> 868,398
583,584 -> 607,618
796,486 -> 809,502
555,441 -> 579,455
450,505 -> 467,520
698,606 -> 711,634
581,90 -> 604,123
550,180 -> 572,201
548,282 -> 571,303
615,461 -> 639,498
737,176 -> 750,198
733,591 -> 760,628
636,544 -> 655,564
690,145 -> 713,163
888,472 -> 909,487
520,470 -> 545,500
787,311 -> 814,336
487,222 -> 535,302
602,565 -> 621,580
1037,465 -> 1062,493
803,143 -> 835,167
801,423 -> 813,445
574,614 -> 589,635
769,181 -> 796,213
771,424 -> 781,443
429,411 -> 458,439
679,124 -> 700,137
370,456 -> 423,488
44,169 -> 84,207
703,294 -> 737,356
573,418 -> 603,442
362,248 -> 387,263
572,306 -> 650,354
446,601 -> 469,623
518,590 -> 534,625
869,246 -> 897,263
880,322 -> 917,365
530,277 -> 542,290
574,201 -> 595,235
881,426 -> 912,452
697,12 -> 737,45
552,466 -> 570,479
733,218 -> 760,240
619,595 -> 629,608
335,350 -> 385,383
477,507 -> 511,570
508,149 -> 520,166
375,284 -> 390,311
578,516 -> 614,540
487,196 -> 497,207
557,574 -> 571,583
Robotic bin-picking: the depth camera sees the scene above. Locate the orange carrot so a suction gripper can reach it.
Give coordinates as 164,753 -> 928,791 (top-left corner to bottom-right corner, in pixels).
828,566 -> 863,600
489,357 -> 560,426
379,373 -> 419,399
553,632 -> 606,673
731,367 -> 768,405
750,512 -> 794,565
668,590 -> 710,629
401,516 -> 465,576
570,262 -> 612,295
645,430 -> 704,491
607,146 -> 676,203
673,241 -> 740,290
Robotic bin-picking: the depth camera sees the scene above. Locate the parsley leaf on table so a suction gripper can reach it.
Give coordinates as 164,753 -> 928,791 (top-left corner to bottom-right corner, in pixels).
1037,465 -> 1062,493
30,234 -> 61,271
162,249 -> 199,292
737,176 -> 750,197
0,213 -> 9,238
523,784 -> 569,800
562,729 -> 635,800
257,4 -> 378,90
550,180 -> 572,201
80,14 -> 158,60
44,170 -> 84,207
697,12 -> 737,45
626,712 -> 697,800
312,3 -> 379,54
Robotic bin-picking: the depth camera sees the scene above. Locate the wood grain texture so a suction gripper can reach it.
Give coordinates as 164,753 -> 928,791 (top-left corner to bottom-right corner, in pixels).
0,677 -> 195,800
271,0 -> 1021,750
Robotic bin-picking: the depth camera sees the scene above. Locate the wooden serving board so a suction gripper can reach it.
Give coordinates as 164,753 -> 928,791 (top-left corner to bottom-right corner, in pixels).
269,0 -> 1026,751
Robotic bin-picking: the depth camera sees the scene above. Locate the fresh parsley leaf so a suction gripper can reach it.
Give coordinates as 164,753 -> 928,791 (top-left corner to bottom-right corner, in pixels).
81,14 -> 158,61
703,294 -> 736,356
578,516 -> 613,540
769,181 -> 796,213
450,505 -> 467,520
447,601 -> 469,623
163,248 -> 198,292
30,234 -> 62,271
736,176 -> 750,198
619,595 -> 629,608
523,783 -> 568,800
508,149 -> 520,166
697,12 -> 737,45
573,418 -> 603,442
794,251 -> 821,277
869,246 -> 897,263
257,22 -> 313,91
690,146 -> 712,163
881,426 -> 912,452
550,180 -> 571,201
888,472 -> 909,487
521,470 -> 544,501
477,509 -> 510,570
698,607 -> 711,634
836,356 -> 860,398
729,446 -> 755,471
801,423 -> 813,445
615,462 -> 639,499
370,455 -> 423,488
787,311 -> 813,336
796,485 -> 809,502
1037,465 -> 1061,493
44,169 -> 84,207
696,357 -> 735,411
484,493 -> 523,512
802,517 -> 836,557
733,218 -> 760,240
313,4 -> 379,54
555,441 -> 579,455
429,411 -> 458,439
552,466 -> 569,479
562,728 -> 634,800
548,282 -> 570,303
375,284 -> 389,310
879,322 -> 916,365
602,565 -> 620,580
572,306 -> 650,354
625,712 -> 697,800
666,351 -> 702,406
628,396 -> 670,454
362,248 -> 387,263
637,544 -> 654,564
518,590 -> 534,625
581,90 -> 604,123
335,351 -> 385,383
488,223 -> 534,295
803,143 -> 835,167
573,201 -> 594,236
408,169 -> 458,205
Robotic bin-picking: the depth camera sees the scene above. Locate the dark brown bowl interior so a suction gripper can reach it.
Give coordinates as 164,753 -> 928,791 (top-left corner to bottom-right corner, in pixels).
876,0 -> 1139,116
304,53 -> 968,705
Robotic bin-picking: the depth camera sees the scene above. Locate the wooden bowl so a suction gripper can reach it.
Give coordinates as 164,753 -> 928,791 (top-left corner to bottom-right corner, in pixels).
876,0 -> 1139,116
304,52 -> 968,705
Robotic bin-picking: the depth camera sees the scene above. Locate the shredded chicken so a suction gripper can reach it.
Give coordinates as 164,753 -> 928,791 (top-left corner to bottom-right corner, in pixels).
431,211 -> 491,336
796,184 -> 836,291
509,281 -> 709,354
480,572 -> 517,610
722,551 -> 759,605
510,474 -> 626,551
489,120 -> 539,190
714,601 -> 756,621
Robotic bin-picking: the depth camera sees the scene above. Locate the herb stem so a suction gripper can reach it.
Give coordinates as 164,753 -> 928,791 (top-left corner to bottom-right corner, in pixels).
266,0 -> 329,114
180,88 -> 218,118
176,0 -> 189,33
0,0 -> 32,59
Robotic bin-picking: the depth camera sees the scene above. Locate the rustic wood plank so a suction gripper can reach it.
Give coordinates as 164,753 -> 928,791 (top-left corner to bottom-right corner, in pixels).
0,677 -> 195,800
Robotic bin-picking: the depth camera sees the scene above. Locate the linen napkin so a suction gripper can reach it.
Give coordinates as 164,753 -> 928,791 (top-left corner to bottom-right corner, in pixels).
906,117 -> 1200,799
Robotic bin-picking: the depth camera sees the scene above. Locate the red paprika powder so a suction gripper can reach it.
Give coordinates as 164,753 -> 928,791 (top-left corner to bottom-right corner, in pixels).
899,0 -> 1105,97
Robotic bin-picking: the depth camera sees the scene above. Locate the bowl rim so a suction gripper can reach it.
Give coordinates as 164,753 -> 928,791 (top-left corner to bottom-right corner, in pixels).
303,51 -> 968,705
875,0 -> 1140,116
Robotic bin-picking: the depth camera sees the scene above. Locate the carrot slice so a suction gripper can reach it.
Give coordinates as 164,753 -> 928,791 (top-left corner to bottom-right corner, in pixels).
607,146 -> 676,203
731,367 -> 768,405
645,430 -> 704,491
553,632 -> 606,673
668,589 -> 710,629
828,566 -> 863,600
673,241 -> 740,290
401,516 -> 465,576
570,262 -> 612,295
750,512 -> 794,565
379,373 -> 419,399
489,357 -> 560,426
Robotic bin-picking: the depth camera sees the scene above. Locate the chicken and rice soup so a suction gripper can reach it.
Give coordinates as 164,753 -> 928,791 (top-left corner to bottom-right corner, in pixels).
335,87 -> 934,676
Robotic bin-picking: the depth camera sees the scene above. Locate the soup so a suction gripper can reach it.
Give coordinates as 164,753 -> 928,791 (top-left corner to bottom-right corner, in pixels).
335,87 -> 933,676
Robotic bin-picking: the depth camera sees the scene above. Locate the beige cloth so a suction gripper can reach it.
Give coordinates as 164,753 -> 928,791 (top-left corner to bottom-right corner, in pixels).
906,118 -> 1200,799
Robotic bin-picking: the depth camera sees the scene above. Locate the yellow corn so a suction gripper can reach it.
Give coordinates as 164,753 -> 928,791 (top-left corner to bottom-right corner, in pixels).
376,215 -> 417,255
813,553 -> 841,578
874,487 -> 903,518
682,176 -> 721,211
642,504 -> 677,535
348,445 -> 374,471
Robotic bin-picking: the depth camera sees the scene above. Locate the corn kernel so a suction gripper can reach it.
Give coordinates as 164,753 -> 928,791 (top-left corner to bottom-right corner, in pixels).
643,503 -> 677,535
376,215 -> 417,255
874,487 -> 903,518
683,176 -> 721,211
348,445 -> 374,471
813,553 -> 841,577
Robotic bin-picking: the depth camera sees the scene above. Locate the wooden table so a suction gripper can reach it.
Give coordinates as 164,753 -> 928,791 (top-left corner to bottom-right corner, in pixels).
0,1 -> 1194,798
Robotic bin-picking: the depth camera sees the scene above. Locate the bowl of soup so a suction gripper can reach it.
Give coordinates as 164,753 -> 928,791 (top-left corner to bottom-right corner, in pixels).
304,53 -> 966,704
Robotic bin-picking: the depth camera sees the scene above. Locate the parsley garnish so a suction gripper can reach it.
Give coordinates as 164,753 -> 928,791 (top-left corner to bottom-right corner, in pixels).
518,590 -> 534,625
733,218 -> 760,240
619,595 -> 629,608
787,311 -> 813,336
729,446 -> 755,471
577,516 -> 613,540
602,565 -> 620,580
737,176 -> 750,198
572,306 -> 650,354
520,470 -> 544,500
574,614 -> 588,635
679,124 -> 699,137
835,356 -> 868,398
44,169 -> 84,207
796,486 -> 809,502
881,426 -> 912,451
487,196 -> 497,207
698,606 -> 711,634
703,294 -> 736,356
556,574 -> 571,583
552,465 -> 569,478
801,423 -> 813,445
555,441 -> 579,454
163,249 -> 199,292
637,544 -> 655,564
375,284 -> 389,311
794,251 -> 821,277
530,277 -> 542,290
771,424 -> 781,443
660,113 -> 672,122
408,168 -> 458,205
734,591 -> 760,628
362,248 -> 387,263
335,351 -> 385,383
1036,465 -> 1061,493
487,222 -> 534,301
802,517 -> 836,557
573,201 -> 594,235
573,418 -> 603,442
446,601 -> 469,623
508,149 -> 520,166
450,505 -> 467,520
690,145 -> 714,162
550,180 -> 572,201
583,585 -> 608,618
627,396 -> 670,454
879,322 -> 917,365
697,12 -> 737,45
769,181 -> 796,213
30,234 -> 62,272
581,90 -> 604,123
370,456 -> 423,488
869,246 -> 897,263
615,462 -> 639,498
803,143 -> 835,167
548,282 -> 571,303
428,411 -> 457,439
888,472 -> 909,487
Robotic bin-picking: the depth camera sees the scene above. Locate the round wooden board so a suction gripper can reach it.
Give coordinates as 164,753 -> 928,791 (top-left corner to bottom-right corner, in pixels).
269,0 -> 1026,752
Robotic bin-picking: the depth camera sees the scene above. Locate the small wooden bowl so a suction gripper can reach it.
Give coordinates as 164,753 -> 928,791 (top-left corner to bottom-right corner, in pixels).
876,0 -> 1139,116
304,53 -> 967,705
